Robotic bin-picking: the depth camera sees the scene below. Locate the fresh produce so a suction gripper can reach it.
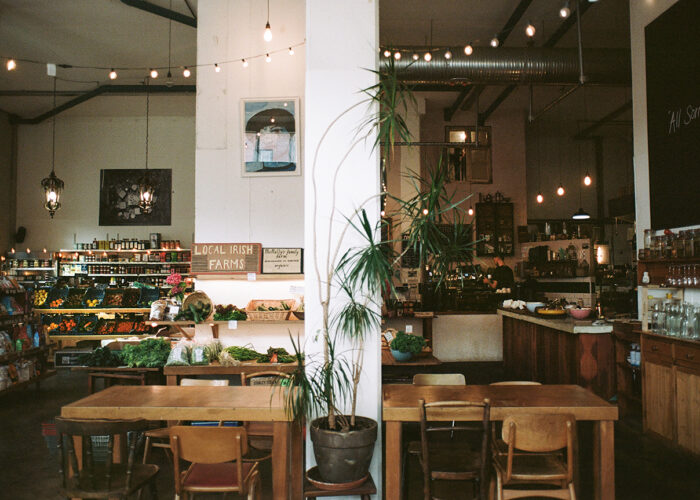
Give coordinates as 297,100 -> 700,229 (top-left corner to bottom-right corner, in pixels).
64,290 -> 86,308
47,321 -> 60,331
389,331 -> 426,354
204,341 -> 223,361
132,321 -> 151,333
85,299 -> 101,308
49,298 -> 64,308
95,320 -> 116,335
190,345 -> 209,365
256,301 -> 291,311
166,344 -> 190,366
78,346 -> 123,367
103,292 -> 123,307
114,321 -> 133,333
78,319 -> 95,333
213,304 -> 247,321
121,338 -> 171,368
223,345 -> 299,364
122,289 -> 140,308
224,345 -> 262,361
34,290 -> 48,306
176,302 -> 212,323
58,318 -> 77,332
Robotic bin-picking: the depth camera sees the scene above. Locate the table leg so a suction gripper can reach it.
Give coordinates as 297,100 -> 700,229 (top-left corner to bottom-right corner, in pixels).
593,420 -> 615,500
88,374 -> 94,394
166,375 -> 177,386
385,421 -> 402,500
273,421 -> 291,500
291,422 -> 303,499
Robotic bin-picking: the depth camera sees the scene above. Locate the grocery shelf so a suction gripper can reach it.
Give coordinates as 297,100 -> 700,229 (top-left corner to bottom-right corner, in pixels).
48,334 -> 158,341
35,308 -> 151,314
87,273 -> 191,277
60,249 -> 190,253
0,370 -> 57,396
0,344 -> 55,364
151,319 -> 304,326
8,267 -> 56,271
194,273 -> 304,280
61,261 -> 191,265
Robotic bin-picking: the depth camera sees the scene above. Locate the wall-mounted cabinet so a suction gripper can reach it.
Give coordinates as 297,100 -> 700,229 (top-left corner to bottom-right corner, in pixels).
475,202 -> 513,256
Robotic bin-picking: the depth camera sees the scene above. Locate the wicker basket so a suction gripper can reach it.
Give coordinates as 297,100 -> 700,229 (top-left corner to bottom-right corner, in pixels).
245,299 -> 295,321
182,291 -> 214,322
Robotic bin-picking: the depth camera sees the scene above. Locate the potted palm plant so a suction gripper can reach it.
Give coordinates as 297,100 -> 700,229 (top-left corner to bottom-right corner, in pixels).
277,60 -> 476,487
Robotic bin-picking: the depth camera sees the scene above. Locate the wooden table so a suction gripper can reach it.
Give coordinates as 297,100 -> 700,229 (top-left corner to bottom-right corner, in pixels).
61,385 -> 303,500
383,384 -> 618,500
381,348 -> 441,366
164,362 -> 298,385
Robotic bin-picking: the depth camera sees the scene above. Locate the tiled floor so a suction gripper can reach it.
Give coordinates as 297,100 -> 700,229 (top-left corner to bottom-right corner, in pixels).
1,369 -> 700,499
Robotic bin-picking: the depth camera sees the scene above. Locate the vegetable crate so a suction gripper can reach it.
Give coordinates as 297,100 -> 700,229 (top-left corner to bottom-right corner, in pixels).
245,299 -> 295,321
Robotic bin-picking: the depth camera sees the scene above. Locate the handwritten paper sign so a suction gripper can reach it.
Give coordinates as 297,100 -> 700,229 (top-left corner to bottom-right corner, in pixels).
191,243 -> 262,275
262,248 -> 304,274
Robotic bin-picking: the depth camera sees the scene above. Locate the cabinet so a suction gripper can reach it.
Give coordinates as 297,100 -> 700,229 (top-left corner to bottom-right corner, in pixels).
641,333 -> 700,454
475,202 -> 513,256
613,322 -> 642,418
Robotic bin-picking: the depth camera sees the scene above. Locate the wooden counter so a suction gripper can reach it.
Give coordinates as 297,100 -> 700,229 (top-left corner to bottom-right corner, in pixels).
499,309 -> 615,399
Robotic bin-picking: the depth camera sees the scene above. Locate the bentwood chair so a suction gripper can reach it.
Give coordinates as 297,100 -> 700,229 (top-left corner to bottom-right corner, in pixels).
413,373 -> 466,385
55,417 -> 159,499
169,426 -> 261,500
142,378 -> 229,465
418,398 -> 491,500
492,414 -> 577,500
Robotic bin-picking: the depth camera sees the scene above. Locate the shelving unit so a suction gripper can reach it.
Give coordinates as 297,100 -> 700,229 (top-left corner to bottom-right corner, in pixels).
150,318 -> 304,339
613,321 -> 642,418
638,257 -> 700,288
475,201 -> 514,256
5,262 -> 58,288
35,308 -> 150,314
0,370 -> 57,396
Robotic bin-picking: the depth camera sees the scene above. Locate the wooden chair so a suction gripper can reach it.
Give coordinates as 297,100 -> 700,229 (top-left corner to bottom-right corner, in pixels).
413,373 -> 466,385
492,414 -> 576,500
170,425 -> 260,500
488,382 -> 542,456
240,370 -> 291,458
489,381 -> 542,386
142,378 -> 229,464
55,417 -> 159,499
418,398 -> 491,500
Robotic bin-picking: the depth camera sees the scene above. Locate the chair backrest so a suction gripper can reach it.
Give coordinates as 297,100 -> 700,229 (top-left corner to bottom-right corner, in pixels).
489,381 -> 541,386
55,417 -> 150,494
241,371 -> 291,386
413,373 -> 466,386
180,378 -> 229,386
501,413 -> 574,452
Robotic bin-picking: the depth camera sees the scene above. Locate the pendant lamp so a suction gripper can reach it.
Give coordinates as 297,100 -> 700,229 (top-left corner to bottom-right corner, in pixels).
41,77 -> 64,218
572,207 -> 590,220
139,79 -> 155,214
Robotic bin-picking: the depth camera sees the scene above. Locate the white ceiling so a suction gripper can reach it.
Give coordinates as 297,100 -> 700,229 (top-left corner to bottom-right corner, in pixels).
0,0 -> 630,119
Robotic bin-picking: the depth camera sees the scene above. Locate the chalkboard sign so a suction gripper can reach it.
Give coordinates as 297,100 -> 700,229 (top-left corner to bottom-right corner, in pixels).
645,0 -> 700,229
262,248 -> 303,274
191,243 -> 262,275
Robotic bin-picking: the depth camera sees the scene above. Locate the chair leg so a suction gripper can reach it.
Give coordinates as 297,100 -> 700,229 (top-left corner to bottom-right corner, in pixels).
568,482 -> 576,500
142,436 -> 152,464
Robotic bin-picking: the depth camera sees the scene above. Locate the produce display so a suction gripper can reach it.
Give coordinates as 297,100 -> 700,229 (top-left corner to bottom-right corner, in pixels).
56,317 -> 77,333
77,316 -> 97,333
114,320 -> 134,334
78,346 -> 123,367
102,292 -> 123,308
256,302 -> 291,311
121,338 -> 171,368
33,289 -> 48,307
85,298 -> 101,307
389,330 -> 426,354
131,321 -> 152,333
176,302 -> 212,323
121,289 -> 140,308
49,298 -> 64,308
63,289 -> 85,308
213,304 -> 247,321
223,345 -> 298,363
95,320 -> 116,335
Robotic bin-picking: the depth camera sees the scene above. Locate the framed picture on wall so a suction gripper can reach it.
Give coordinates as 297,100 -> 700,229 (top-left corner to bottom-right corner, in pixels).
98,169 -> 172,226
241,97 -> 301,177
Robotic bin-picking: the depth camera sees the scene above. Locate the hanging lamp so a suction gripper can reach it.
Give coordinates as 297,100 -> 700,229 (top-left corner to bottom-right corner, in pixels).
263,0 -> 272,41
139,79 -> 155,214
41,76 -> 64,218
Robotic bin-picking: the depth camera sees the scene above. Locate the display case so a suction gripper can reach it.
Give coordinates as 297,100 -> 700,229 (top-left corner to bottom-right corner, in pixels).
475,201 -> 513,256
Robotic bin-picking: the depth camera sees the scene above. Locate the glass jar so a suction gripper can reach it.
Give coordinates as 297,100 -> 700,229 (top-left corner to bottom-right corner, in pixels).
644,229 -> 652,250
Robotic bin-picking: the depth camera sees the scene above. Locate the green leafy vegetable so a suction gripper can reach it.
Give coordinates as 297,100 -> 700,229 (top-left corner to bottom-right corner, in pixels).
121,338 -> 171,367
78,346 -> 123,367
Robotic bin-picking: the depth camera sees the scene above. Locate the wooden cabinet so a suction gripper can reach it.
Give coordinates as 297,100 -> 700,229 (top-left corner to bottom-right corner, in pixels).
641,333 -> 700,454
613,322 -> 642,418
475,202 -> 514,256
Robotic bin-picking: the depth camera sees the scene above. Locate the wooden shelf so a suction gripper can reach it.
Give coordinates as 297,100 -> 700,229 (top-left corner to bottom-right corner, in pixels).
639,257 -> 700,264
151,319 -> 304,326
0,344 -> 54,364
0,370 -> 56,396
9,267 -> 56,271
36,308 -> 150,314
61,261 -> 191,265
48,334 -> 159,341
193,273 -> 304,280
87,273 -> 190,277
60,248 -> 190,253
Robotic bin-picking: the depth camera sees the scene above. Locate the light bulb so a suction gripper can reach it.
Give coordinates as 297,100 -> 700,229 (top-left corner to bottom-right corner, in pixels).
6,59 -> 16,71
264,22 -> 272,42
48,190 -> 57,202
584,174 -> 592,186
265,54 -> 271,63
288,47 -> 294,55
444,49 -> 452,59
536,193 -> 544,204
383,49 -> 391,58
422,208 -> 429,215
468,207 -> 474,216
490,36 -> 500,48
464,44 -> 473,56
380,210 -> 386,217
424,51 -> 432,62
412,53 -> 419,61
557,185 -> 565,196
10,248 -> 14,254
560,2 -> 571,18
525,23 -> 536,37
109,69 -> 117,80
150,68 -> 158,78
26,248 -> 30,254
214,63 -> 221,72
394,51 -> 401,60
183,67 -> 191,78
242,59 -> 248,68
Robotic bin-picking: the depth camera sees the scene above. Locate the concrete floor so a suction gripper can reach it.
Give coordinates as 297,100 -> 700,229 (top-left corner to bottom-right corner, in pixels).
1,369 -> 699,499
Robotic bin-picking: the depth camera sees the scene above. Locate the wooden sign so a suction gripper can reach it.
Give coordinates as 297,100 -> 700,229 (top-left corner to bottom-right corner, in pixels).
191,243 -> 262,275
262,248 -> 303,274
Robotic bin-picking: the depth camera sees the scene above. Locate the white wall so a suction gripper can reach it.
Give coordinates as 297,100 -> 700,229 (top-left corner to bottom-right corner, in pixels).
15,95 -> 195,251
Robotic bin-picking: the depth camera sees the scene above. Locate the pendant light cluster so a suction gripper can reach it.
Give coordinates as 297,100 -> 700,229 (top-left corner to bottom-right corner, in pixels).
40,76 -> 64,218
263,0 -> 272,42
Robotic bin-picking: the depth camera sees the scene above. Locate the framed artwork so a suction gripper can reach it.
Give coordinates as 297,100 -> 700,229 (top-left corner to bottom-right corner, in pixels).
98,169 -> 172,226
445,126 -> 493,184
241,97 -> 300,177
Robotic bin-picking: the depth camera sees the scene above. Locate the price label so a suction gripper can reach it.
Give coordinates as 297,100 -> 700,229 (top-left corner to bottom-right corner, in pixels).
405,325 -> 413,333
247,273 -> 257,281
228,320 -> 238,329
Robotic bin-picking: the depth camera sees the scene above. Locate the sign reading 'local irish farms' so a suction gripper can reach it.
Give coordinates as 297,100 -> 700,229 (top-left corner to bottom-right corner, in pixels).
191,243 -> 262,274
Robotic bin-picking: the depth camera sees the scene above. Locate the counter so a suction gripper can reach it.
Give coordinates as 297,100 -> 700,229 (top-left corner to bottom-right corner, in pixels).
497,308 -> 613,334
499,308 -> 615,399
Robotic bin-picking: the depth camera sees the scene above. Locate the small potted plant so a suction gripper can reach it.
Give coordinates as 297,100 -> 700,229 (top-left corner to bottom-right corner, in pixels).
389,330 -> 426,362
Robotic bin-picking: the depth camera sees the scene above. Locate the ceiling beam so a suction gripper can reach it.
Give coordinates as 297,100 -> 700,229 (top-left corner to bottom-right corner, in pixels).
442,0 -> 533,119
574,100 -> 632,139
10,85 -> 196,124
120,0 -> 197,28
478,0 -> 595,123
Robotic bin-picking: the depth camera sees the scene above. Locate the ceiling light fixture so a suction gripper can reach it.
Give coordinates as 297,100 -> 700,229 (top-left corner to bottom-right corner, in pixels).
423,51 -> 432,62
265,54 -> 271,63
394,51 -> 401,60
525,22 -> 536,37
583,173 -> 592,186
263,0 -> 272,41
6,58 -> 16,71
288,47 -> 295,55
412,53 -> 419,61
182,67 -> 191,77
572,207 -> 591,220
559,1 -> 571,18
139,78 -> 155,214
41,77 -> 64,218
490,35 -> 500,47
214,63 -> 221,72
242,59 -> 248,68
464,43 -> 473,56
149,68 -> 158,78
109,69 -> 117,80
557,185 -> 565,196
536,193 -> 544,204
444,49 -> 452,59
383,49 -> 391,58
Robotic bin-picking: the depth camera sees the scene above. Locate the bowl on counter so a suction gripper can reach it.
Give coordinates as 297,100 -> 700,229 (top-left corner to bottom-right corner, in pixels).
526,302 -> 545,314
568,308 -> 592,320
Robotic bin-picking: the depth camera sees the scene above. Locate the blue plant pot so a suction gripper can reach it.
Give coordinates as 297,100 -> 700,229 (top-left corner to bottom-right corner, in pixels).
390,349 -> 413,362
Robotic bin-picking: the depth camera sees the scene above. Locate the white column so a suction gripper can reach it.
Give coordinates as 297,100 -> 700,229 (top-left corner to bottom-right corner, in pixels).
305,0 -> 382,495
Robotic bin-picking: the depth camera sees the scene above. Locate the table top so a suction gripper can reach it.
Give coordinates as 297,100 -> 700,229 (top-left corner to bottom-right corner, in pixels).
382,384 -> 618,421
61,385 -> 291,421
72,366 -> 161,373
498,309 -> 613,334
381,349 -> 441,366
164,362 -> 298,375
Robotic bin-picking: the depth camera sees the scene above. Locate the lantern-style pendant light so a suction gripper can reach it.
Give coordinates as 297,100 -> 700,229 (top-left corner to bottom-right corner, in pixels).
139,79 -> 155,214
41,76 -> 64,218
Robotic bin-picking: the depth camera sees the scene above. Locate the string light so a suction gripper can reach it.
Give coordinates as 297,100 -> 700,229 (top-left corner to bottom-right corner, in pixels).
464,44 -> 473,56
109,69 -> 117,80
214,63 -> 221,72
412,53 -> 419,61
149,68 -> 158,78
265,54 -> 271,63
182,67 -> 191,77
288,47 -> 294,55
380,210 -> 386,217
490,36 -> 500,47
536,193 -> 544,204
557,185 -> 565,196
394,51 -> 401,60
242,59 -> 248,68
584,173 -> 592,186
6,58 -> 16,71
383,49 -> 391,58
468,206 -> 474,216
525,22 -> 536,37
422,208 -> 429,215
263,0 -> 272,41
444,49 -> 452,60
423,51 -> 432,62
559,1 -> 571,18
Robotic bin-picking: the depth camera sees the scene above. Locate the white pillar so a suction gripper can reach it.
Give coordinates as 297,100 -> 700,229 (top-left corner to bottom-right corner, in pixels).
305,0 -> 382,496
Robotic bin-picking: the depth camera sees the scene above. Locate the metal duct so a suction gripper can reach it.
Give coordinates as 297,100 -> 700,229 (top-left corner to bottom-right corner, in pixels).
383,48 -> 630,86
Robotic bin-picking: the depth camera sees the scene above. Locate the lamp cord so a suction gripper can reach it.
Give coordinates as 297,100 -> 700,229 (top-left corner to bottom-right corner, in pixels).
167,0 -> 172,75
51,76 -> 56,175
145,78 -> 149,170
267,0 -> 270,23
